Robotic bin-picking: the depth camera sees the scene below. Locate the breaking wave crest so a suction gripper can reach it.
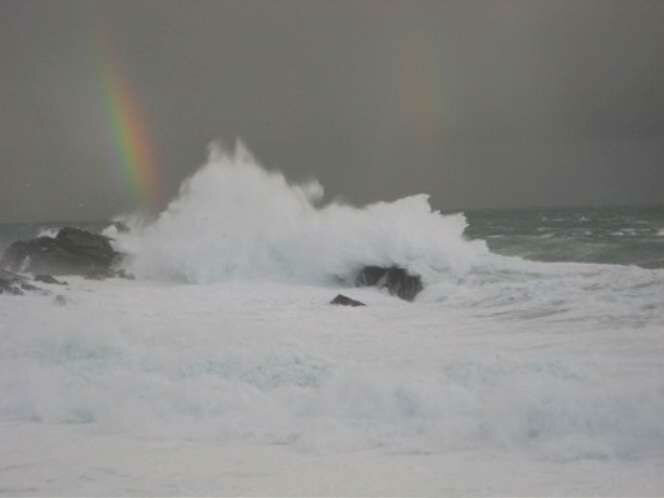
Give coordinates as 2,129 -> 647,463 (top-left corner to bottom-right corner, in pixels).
110,141 -> 489,285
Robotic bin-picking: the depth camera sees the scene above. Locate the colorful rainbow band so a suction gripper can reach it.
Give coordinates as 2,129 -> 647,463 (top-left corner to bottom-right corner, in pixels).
100,52 -> 161,208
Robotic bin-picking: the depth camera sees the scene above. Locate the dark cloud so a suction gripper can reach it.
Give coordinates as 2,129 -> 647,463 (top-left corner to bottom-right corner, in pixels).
1,0 -> 663,221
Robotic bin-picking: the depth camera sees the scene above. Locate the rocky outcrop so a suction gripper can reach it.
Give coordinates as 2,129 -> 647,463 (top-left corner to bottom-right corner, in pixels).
330,294 -> 366,307
0,269 -> 44,296
0,227 -> 123,276
355,265 -> 423,301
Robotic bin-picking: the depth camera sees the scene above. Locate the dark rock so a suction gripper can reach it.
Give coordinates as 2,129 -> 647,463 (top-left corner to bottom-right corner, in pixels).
0,227 -> 122,276
330,294 -> 366,307
355,265 -> 423,301
0,273 -> 24,295
0,284 -> 23,295
115,269 -> 135,280
34,274 -> 67,285
354,266 -> 388,286
84,268 -> 135,281
112,221 -> 130,233
56,227 -> 118,261
84,269 -> 113,280
0,269 -> 46,296
19,281 -> 40,292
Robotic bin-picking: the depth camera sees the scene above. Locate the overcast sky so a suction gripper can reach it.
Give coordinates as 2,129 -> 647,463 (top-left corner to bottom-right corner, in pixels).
1,0 -> 663,222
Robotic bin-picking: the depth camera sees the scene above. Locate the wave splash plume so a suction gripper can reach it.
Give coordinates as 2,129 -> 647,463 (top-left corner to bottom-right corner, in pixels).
111,141 -> 488,285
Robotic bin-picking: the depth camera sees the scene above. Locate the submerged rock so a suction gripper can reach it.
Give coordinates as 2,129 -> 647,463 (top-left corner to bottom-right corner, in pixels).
53,294 -> 68,306
355,265 -> 423,301
330,294 -> 366,307
0,227 -> 122,276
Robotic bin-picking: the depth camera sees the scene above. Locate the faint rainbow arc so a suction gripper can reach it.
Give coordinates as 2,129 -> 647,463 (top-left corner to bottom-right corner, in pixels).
99,53 -> 161,208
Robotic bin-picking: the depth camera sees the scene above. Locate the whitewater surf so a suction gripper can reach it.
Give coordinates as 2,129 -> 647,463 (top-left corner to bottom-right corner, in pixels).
1,142 -> 663,496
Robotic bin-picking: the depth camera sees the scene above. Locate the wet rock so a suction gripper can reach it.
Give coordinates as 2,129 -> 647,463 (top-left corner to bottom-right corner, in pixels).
1,227 -> 122,276
0,274 -> 24,295
84,268 -> 135,281
355,265 -> 423,301
0,269 -> 45,296
355,266 -> 388,287
115,269 -> 135,280
34,274 -> 67,285
112,221 -> 130,233
84,269 -> 114,280
330,294 -> 366,307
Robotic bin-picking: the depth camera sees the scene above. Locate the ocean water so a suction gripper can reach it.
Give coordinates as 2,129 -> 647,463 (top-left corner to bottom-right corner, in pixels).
465,205 -> 664,268
1,143 -> 663,495
3,206 -> 663,271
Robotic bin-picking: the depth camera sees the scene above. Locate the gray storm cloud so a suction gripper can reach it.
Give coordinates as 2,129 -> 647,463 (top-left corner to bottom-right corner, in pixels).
1,0 -> 662,221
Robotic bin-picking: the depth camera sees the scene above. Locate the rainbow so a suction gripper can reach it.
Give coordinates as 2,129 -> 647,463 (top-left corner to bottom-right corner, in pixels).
99,49 -> 161,208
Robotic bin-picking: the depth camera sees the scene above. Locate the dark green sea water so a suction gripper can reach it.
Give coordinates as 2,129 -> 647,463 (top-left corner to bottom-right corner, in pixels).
464,205 -> 664,268
1,206 -> 663,268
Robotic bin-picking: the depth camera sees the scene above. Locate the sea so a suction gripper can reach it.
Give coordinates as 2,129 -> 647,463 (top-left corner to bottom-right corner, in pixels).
1,145 -> 663,495
3,205 -> 664,270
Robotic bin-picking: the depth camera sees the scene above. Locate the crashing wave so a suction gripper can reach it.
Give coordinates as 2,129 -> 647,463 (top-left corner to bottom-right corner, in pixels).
111,141 -> 490,286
